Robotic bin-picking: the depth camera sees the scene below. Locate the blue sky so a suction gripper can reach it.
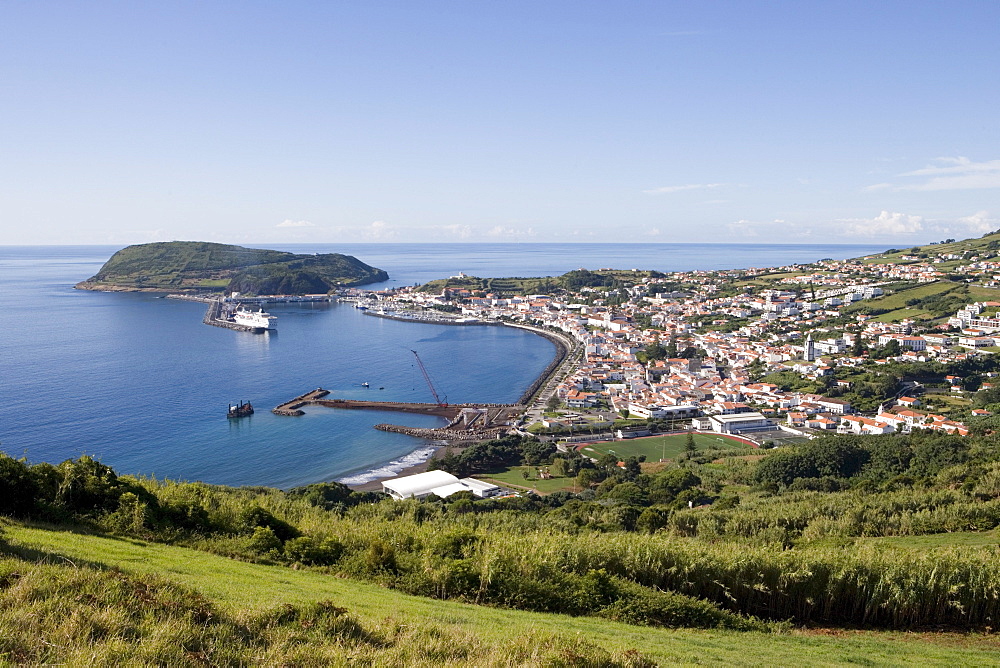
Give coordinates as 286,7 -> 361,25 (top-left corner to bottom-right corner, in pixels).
2,1 -> 998,245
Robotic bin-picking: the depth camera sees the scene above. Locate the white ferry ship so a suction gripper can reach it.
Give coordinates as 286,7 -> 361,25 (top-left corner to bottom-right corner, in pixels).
232,306 -> 277,331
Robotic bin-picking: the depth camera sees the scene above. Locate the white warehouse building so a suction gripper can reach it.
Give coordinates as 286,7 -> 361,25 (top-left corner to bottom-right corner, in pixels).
381,470 -> 503,500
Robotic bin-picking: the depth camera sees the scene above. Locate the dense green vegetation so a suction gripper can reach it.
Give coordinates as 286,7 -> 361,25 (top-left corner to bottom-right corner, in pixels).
418,268 -> 664,296
4,424 -> 1000,640
76,241 -> 388,293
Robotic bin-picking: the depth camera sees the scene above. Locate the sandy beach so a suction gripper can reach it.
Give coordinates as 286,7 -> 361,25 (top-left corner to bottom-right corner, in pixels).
348,449 -> 441,492
348,443 -> 472,492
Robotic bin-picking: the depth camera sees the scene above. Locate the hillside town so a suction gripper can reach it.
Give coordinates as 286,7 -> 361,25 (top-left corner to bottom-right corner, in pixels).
352,240 -> 1000,443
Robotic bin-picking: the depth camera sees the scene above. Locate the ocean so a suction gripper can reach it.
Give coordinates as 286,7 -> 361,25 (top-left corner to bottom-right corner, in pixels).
0,242 -> 887,488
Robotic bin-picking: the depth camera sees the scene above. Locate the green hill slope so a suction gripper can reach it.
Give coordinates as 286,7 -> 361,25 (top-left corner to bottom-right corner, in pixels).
75,241 -> 388,293
419,268 -> 666,296
3,521 -> 995,667
865,230 -> 1000,267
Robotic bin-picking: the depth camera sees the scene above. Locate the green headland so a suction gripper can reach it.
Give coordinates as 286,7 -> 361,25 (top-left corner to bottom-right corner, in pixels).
75,241 -> 388,294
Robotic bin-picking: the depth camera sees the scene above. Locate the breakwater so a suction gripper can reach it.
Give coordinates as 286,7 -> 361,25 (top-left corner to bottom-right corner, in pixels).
374,423 -> 508,442
312,398 -> 461,419
272,390 -> 524,441
201,299 -> 260,333
272,388 -> 332,416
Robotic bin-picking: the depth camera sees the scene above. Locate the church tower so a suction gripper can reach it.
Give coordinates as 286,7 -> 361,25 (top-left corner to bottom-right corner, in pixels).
805,333 -> 816,362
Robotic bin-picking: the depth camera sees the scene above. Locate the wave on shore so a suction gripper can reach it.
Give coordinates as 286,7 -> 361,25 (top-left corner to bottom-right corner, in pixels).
336,446 -> 439,485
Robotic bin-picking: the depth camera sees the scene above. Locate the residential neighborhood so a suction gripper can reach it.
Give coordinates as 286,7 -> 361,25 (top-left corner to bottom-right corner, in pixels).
347,238 -> 1000,444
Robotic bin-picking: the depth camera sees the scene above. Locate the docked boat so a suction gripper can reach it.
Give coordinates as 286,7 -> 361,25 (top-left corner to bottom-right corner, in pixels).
232,306 -> 277,331
228,400 -> 254,418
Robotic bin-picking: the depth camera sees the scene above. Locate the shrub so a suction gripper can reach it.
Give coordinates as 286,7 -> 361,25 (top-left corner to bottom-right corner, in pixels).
599,582 -> 769,631
0,455 -> 37,516
237,506 -> 299,542
283,536 -> 344,565
248,526 -> 282,555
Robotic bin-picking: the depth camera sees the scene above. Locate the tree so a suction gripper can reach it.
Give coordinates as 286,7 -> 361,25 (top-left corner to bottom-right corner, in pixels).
577,468 -> 600,489
665,335 -> 679,359
754,450 -> 817,487
648,469 -> 700,504
852,335 -> 865,357
642,340 -> 668,362
685,432 -> 697,453
604,481 -> 647,506
746,358 -> 766,382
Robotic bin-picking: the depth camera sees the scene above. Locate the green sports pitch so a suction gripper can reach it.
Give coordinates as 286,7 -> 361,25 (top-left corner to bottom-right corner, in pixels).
578,433 -> 751,461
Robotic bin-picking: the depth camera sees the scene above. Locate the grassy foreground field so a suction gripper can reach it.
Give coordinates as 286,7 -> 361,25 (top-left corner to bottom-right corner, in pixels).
3,521 -> 998,666
580,433 -> 749,462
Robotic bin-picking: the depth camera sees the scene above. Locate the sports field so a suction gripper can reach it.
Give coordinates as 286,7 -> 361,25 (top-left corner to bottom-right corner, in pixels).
578,432 -> 752,462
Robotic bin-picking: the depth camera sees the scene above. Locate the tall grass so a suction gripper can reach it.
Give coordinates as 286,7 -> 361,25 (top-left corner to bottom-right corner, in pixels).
667,488 -> 1000,541
116,478 -> 1000,629
0,556 -> 656,667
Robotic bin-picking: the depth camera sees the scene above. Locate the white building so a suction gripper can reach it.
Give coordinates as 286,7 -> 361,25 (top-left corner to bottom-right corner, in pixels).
627,403 -> 700,420
382,470 -> 503,500
708,412 -> 774,434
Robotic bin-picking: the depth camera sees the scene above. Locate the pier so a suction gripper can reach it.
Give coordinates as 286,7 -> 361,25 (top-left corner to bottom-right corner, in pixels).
272,388 -> 331,415
272,388 -> 524,441
199,299 -> 267,333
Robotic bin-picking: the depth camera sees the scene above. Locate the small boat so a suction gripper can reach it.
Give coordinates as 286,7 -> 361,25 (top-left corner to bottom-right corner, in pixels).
379,386 -> 385,390
228,400 -> 254,418
361,382 -> 370,387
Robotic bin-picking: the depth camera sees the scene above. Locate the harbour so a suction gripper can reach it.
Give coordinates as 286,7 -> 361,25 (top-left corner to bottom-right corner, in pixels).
1,242 -> 887,489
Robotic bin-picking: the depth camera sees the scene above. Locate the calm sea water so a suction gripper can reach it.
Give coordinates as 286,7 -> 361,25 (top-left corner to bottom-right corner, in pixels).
0,242 -> 886,488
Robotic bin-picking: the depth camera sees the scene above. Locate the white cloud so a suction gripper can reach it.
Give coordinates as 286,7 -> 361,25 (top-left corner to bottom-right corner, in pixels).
865,157 -> 1000,192
954,210 -> 996,234
726,219 -> 759,238
320,220 -> 478,242
647,227 -> 661,237
723,218 -> 812,239
643,183 -> 724,195
842,211 -> 924,237
276,219 -> 315,228
436,224 -> 474,240
485,225 -> 536,239
862,182 -> 892,192
901,156 -> 999,177
840,209 -> 997,239
365,220 -> 397,240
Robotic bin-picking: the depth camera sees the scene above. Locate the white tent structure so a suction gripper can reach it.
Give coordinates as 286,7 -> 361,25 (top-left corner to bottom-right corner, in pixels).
381,470 -> 503,500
